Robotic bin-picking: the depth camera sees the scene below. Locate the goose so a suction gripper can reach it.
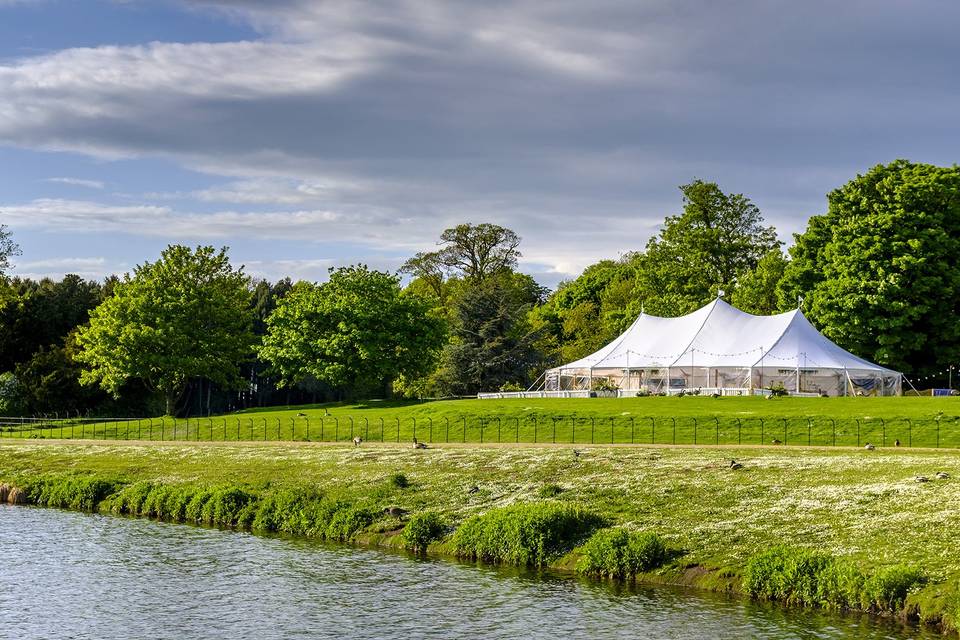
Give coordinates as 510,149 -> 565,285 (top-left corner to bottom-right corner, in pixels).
864,443 -> 876,451
412,437 -> 427,450
296,412 -> 307,418
771,438 -> 782,445
353,436 -> 362,447
916,475 -> 929,483
383,506 -> 408,518
936,471 -> 950,480
730,459 -> 743,471
573,449 -> 582,459
467,485 -> 480,494
894,439 -> 901,447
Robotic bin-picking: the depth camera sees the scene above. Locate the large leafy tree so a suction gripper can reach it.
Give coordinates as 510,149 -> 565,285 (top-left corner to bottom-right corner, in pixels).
260,266 -> 447,396
779,160 -> 960,375
75,245 -> 255,415
401,222 -> 521,288
636,180 -> 781,315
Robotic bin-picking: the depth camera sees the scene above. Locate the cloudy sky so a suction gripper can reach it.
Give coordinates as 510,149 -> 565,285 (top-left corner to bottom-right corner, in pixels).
1,1 -> 958,286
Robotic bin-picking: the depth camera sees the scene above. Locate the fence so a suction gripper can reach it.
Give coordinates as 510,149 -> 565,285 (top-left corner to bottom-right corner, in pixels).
0,414 -> 958,449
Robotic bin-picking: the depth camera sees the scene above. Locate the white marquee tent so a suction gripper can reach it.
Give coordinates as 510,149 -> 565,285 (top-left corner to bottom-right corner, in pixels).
537,299 -> 901,397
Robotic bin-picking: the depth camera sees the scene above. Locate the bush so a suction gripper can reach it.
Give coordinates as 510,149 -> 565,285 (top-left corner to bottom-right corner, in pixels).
537,483 -> 563,498
499,382 -> 524,392
401,511 -> 446,552
591,378 -> 619,392
28,476 -> 118,511
577,528 -> 668,578
451,502 -> 604,567
744,547 -> 923,613
326,505 -> 375,541
388,473 -> 410,489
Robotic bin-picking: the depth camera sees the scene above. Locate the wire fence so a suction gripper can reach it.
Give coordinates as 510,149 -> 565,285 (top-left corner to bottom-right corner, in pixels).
1,414 -> 959,448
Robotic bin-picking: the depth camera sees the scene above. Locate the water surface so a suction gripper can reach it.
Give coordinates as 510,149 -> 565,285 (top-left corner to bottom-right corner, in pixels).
0,506 -> 937,639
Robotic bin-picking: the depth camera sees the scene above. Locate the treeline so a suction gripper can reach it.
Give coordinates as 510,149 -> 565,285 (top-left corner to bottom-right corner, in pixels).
0,159 -> 958,416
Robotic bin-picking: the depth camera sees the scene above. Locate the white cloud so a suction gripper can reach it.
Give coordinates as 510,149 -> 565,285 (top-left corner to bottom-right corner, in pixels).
45,177 -> 105,189
11,256 -> 122,280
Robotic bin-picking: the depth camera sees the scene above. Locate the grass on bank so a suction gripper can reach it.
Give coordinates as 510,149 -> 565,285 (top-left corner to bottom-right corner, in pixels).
7,396 -> 960,449
3,440 -> 960,628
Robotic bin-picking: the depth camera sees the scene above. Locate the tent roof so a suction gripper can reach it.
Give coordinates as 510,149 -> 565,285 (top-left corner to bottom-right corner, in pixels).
552,299 -> 899,374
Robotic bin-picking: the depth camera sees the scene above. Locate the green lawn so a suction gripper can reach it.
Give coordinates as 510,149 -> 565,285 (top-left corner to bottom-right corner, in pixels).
5,396 -> 960,448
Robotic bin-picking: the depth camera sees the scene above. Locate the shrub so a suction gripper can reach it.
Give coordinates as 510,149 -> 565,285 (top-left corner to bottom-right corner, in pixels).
388,473 -> 410,489
537,483 -> 563,498
401,511 -> 446,552
861,565 -> 924,612
744,547 -> 923,613
591,378 -> 619,392
326,505 -> 375,541
28,476 -> 118,511
499,382 -> 524,392
200,487 -> 255,527
577,528 -> 668,578
451,502 -> 604,566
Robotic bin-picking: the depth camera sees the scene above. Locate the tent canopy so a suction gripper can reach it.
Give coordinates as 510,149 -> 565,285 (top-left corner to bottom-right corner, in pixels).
546,299 -> 900,396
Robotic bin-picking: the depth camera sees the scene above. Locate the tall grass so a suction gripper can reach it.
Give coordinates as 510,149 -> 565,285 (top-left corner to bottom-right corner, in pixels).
744,547 -> 923,614
577,528 -> 668,578
451,502 -> 604,566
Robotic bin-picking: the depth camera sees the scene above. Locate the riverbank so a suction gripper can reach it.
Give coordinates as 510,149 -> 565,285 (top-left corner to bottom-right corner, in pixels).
2,440 -> 958,634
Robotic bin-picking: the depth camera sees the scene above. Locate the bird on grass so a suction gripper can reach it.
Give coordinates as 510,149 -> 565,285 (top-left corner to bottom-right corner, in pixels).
467,485 -> 479,494
353,436 -> 362,447
324,409 -> 331,417
573,449 -> 582,459
383,506 -> 408,518
894,439 -> 901,447
770,439 -> 782,445
916,475 -> 930,483
413,437 -> 427,450
936,471 -> 951,480
296,412 -> 307,418
864,443 -> 876,451
729,459 -> 743,471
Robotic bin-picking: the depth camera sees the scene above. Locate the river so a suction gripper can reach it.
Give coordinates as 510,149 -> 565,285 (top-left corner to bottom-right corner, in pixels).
0,505 -> 936,639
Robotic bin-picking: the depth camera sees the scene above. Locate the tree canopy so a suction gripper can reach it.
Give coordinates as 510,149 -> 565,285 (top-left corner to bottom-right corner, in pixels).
75,245 -> 256,414
0,224 -> 20,278
401,222 -> 522,289
778,160 -> 960,375
260,265 -> 447,396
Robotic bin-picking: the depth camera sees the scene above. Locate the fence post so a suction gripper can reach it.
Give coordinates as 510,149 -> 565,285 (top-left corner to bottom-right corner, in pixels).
412,417 -> 417,441
782,418 -> 787,445
380,417 -> 385,442
397,417 -> 401,443
336,417 -> 341,442
480,418 -> 484,443
671,417 -> 676,445
591,417 -> 595,444
148,418 -> 153,441
609,417 -> 614,444
881,418 -> 886,448
907,418 -> 912,448
348,417 -> 354,442
759,418 -> 764,444
515,417 -> 520,443
807,418 -> 812,446
856,419 -> 860,447
936,417 -> 940,448
693,418 -> 698,445
461,417 -> 466,443
262,418 -> 267,441
714,417 -> 719,445
364,417 -> 369,441
737,418 -> 742,445
160,417 -> 165,442
534,417 -> 538,443
497,417 -> 502,443
830,419 -> 836,447
445,417 -> 450,443
571,416 -> 576,443
305,417 -> 310,441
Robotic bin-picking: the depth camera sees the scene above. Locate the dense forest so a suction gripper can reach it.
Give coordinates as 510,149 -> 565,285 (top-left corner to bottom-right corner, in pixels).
1,159 -> 958,417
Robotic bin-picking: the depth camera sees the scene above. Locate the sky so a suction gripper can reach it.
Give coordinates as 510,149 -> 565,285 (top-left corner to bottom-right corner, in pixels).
1,0 -> 958,287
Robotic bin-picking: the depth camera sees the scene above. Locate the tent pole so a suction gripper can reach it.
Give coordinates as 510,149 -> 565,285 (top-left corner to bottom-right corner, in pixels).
666,366 -> 671,395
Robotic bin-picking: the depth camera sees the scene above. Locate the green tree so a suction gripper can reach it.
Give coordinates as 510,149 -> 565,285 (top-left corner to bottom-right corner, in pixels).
730,249 -> 790,315
0,224 -> 20,277
437,272 -> 545,394
778,160 -> 960,375
0,275 -> 104,371
260,266 -> 447,396
75,245 -> 255,415
637,180 -> 781,315
401,223 -> 521,284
